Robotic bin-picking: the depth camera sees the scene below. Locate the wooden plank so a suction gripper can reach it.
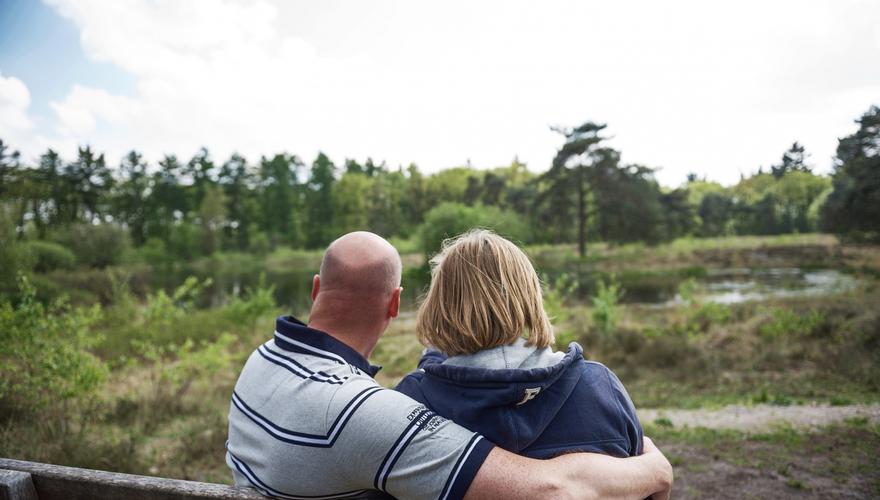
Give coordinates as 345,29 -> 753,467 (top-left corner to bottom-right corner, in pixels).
0,458 -> 264,500
0,470 -> 38,500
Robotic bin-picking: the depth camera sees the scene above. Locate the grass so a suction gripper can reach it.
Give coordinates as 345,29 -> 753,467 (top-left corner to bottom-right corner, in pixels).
658,233 -> 836,253
526,233 -> 838,265
624,370 -> 880,409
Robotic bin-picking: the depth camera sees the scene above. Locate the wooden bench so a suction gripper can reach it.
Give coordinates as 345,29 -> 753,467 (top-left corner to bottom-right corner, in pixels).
0,458 -> 264,500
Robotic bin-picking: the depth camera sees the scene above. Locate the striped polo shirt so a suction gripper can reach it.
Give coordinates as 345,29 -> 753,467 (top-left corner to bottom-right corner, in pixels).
226,316 -> 494,500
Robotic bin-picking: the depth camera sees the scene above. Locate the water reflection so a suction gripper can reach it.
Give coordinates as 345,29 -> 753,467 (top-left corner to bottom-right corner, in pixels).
668,268 -> 859,306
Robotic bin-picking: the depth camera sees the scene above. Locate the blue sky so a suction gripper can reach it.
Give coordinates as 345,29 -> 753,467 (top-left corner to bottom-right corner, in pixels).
1,0 -> 879,186
0,0 -> 133,128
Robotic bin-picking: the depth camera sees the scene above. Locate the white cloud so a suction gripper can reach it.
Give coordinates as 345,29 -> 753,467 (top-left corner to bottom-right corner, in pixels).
0,74 -> 75,161
30,0 -> 880,184
49,85 -> 141,136
0,73 -> 34,137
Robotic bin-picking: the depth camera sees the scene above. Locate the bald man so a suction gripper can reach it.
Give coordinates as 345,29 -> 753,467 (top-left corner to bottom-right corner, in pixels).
226,232 -> 672,500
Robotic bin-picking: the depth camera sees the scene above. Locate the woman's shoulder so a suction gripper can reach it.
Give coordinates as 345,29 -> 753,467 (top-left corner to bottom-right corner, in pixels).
571,357 -> 632,396
579,359 -> 618,378
561,344 -> 614,378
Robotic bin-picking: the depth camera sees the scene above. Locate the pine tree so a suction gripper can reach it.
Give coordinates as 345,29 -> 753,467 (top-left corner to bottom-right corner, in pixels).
306,152 -> 337,248
538,122 -> 608,256
259,153 -> 303,247
115,150 -> 150,245
821,105 -> 880,241
771,142 -> 811,178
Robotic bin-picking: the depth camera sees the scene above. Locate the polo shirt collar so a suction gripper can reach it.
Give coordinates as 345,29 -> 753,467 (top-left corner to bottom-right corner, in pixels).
273,315 -> 382,377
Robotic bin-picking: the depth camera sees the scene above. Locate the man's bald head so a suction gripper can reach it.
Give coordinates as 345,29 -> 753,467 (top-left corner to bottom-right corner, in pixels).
318,231 -> 402,297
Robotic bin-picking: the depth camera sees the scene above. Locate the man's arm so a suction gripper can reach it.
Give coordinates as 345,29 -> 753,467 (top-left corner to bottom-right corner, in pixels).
464,437 -> 673,500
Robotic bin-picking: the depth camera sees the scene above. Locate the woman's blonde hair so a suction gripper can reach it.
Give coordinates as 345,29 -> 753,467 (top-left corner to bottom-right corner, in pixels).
416,229 -> 553,356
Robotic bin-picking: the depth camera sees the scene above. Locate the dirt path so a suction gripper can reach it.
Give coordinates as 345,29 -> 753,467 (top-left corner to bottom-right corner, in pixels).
663,439 -> 878,499
638,403 -> 880,432
638,404 -> 880,499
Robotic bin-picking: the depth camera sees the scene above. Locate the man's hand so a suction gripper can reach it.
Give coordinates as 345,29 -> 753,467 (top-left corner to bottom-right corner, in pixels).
464,435 -> 674,500
643,437 -> 673,500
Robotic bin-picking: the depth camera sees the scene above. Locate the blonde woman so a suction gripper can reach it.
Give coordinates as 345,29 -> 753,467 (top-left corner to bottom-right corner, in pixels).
396,229 -> 643,458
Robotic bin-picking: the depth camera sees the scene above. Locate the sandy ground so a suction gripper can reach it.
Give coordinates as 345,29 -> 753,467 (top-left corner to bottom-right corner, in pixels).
639,403 -> 880,432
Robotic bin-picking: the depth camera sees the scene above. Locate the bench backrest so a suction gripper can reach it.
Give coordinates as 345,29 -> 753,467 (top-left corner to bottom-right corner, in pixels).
0,458 -> 264,500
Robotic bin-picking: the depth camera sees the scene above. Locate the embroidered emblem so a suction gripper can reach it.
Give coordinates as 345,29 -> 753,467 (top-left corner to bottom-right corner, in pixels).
517,387 -> 542,406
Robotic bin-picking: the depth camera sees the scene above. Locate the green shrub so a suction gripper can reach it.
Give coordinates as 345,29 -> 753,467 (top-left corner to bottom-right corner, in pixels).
0,276 -> 107,415
39,265 -> 152,306
222,276 -> 278,328
50,223 -> 131,268
677,277 -> 700,305
544,273 -> 579,349
417,202 -> 529,259
167,221 -> 203,261
771,394 -> 795,406
26,240 -> 77,272
137,237 -> 170,267
759,308 -> 825,339
688,302 -> 732,333
591,276 -> 624,335
248,230 -> 271,256
387,235 -> 421,255
123,278 -> 238,427
143,277 -> 211,327
653,417 -> 674,428
671,278 -> 732,335
0,205 -> 33,296
131,333 -> 235,428
0,274 -> 263,478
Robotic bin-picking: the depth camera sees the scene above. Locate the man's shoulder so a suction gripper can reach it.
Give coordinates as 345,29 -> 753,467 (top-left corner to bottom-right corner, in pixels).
238,339 -> 369,387
233,341 -> 376,427
235,339 -> 429,427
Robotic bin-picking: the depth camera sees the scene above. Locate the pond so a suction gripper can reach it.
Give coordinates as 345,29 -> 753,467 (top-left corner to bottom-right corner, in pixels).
661,268 -> 861,306
540,266 -> 863,307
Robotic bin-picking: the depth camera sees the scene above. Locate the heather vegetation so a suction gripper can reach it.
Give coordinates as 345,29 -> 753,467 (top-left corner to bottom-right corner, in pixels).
0,232 -> 878,493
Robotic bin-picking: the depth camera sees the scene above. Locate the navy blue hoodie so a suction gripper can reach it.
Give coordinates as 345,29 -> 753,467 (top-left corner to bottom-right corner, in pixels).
395,340 -> 643,459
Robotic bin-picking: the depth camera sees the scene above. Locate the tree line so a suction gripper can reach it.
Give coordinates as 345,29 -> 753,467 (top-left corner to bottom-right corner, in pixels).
0,105 -> 877,281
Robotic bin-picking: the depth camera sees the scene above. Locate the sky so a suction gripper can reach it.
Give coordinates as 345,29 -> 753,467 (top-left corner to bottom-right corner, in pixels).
1,0 -> 879,187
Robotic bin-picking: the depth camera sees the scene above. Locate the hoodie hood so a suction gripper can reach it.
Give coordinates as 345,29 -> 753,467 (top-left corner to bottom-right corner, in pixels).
444,338 -> 566,371
418,341 -> 585,452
